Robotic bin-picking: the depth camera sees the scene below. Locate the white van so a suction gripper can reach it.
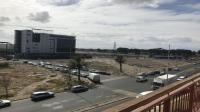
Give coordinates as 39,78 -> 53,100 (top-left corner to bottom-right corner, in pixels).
88,73 -> 100,83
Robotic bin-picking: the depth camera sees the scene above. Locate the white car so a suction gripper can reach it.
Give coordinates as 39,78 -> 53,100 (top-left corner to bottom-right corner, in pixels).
173,67 -> 180,71
136,91 -> 153,98
177,76 -> 187,81
0,100 -> 11,108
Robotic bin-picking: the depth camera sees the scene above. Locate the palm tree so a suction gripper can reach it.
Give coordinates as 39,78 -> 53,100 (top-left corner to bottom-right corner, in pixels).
115,55 -> 125,72
68,56 -> 83,84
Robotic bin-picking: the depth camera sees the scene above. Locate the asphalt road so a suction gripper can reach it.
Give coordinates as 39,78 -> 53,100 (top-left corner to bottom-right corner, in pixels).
1,62 -> 200,112
0,88 -> 125,112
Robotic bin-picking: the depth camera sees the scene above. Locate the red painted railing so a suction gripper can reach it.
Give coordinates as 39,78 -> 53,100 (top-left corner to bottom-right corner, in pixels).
104,73 -> 200,112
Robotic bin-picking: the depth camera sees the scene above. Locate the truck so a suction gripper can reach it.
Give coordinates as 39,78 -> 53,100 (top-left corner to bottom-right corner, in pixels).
88,73 -> 100,83
152,74 -> 176,90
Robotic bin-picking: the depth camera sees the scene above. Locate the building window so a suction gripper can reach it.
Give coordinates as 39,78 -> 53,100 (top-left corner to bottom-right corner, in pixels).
56,38 -> 75,53
32,33 -> 40,42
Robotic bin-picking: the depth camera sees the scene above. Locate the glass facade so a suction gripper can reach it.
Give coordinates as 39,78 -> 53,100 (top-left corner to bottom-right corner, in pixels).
32,33 -> 40,42
56,38 -> 75,53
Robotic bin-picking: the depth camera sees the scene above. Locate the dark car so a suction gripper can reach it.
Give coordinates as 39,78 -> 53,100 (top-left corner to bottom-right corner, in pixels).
31,91 -> 55,101
90,70 -> 111,75
71,85 -> 89,93
0,100 -> 11,108
136,76 -> 148,82
147,71 -> 160,76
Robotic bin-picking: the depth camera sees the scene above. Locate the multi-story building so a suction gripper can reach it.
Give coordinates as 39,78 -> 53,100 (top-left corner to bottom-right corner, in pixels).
14,30 -> 76,58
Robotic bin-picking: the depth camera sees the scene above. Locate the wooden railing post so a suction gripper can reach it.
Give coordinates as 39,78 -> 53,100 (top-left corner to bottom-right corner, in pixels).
189,84 -> 194,112
164,98 -> 171,112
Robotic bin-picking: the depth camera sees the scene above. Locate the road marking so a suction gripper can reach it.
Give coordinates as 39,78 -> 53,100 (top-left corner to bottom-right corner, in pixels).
53,105 -> 63,110
101,76 -> 127,82
42,102 -> 61,107
60,99 -> 74,103
113,89 -> 138,97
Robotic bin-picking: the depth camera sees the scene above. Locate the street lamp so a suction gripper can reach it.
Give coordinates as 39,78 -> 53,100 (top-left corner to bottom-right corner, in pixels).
167,44 -> 171,84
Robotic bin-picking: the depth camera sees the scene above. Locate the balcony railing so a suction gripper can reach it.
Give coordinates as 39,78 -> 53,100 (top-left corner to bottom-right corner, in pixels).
104,72 -> 200,112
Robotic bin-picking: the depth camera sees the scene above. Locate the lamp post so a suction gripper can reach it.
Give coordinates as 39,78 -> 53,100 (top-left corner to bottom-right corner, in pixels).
167,44 -> 171,84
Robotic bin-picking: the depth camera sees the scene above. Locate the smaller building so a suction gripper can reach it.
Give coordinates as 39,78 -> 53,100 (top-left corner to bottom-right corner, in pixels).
14,30 -> 76,59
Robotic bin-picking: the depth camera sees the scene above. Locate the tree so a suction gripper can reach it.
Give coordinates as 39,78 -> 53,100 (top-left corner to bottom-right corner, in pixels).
117,48 -> 129,54
198,50 -> 200,54
115,55 -> 125,72
68,56 -> 84,84
0,74 -> 11,99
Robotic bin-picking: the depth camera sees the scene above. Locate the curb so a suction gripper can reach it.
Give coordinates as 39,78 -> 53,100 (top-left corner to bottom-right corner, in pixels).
71,96 -> 129,112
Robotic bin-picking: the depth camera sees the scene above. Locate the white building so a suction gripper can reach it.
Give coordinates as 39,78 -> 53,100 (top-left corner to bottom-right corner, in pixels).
14,30 -> 76,58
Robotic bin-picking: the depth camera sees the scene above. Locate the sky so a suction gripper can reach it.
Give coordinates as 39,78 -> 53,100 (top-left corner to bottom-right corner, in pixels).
0,0 -> 200,50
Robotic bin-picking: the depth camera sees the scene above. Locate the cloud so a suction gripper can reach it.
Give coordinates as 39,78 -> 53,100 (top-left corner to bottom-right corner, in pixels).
171,37 -> 193,43
110,0 -> 177,8
37,0 -> 80,6
0,23 -> 4,26
138,37 -> 193,44
28,11 -> 50,23
36,0 -> 176,8
0,16 -> 10,22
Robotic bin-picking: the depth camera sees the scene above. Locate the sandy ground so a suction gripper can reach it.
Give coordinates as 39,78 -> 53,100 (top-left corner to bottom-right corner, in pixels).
85,57 -> 189,76
0,63 -> 69,100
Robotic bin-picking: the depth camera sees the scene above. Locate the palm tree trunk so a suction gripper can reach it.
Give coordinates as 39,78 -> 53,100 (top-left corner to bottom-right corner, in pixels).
5,87 -> 8,99
120,62 -> 122,72
78,65 -> 81,83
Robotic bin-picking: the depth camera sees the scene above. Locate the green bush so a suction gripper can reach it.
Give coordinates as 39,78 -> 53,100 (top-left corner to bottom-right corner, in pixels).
0,62 -> 9,68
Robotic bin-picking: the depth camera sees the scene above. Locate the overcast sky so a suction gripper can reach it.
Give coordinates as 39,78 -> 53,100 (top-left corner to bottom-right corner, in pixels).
0,0 -> 200,50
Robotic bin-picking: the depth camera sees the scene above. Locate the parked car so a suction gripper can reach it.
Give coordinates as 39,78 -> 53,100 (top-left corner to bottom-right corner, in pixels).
136,75 -> 148,82
168,67 -> 173,71
136,72 -> 147,77
71,85 -> 89,93
0,100 -> 11,108
80,72 -> 89,78
177,76 -> 187,81
22,60 -> 28,64
147,71 -> 160,76
136,91 -> 153,98
90,70 -> 111,75
173,67 -> 180,71
160,71 -> 166,75
71,69 -> 78,75
30,91 -> 55,101
193,63 -> 197,65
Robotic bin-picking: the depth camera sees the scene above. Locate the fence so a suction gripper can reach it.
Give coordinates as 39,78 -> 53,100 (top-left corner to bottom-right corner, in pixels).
104,72 -> 200,112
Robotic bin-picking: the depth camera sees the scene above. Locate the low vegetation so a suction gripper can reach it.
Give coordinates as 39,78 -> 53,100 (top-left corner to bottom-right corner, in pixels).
0,62 -> 9,68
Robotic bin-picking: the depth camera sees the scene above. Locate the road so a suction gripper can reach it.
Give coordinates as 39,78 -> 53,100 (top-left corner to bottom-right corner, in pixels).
1,62 -> 200,112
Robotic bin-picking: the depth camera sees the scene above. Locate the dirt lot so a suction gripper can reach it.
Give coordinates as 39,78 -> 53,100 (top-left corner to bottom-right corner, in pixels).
0,62 -> 75,100
84,57 -> 189,76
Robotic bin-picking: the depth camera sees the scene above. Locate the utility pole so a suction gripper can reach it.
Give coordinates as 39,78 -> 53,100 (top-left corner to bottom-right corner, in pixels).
113,41 -> 117,56
167,44 -> 171,84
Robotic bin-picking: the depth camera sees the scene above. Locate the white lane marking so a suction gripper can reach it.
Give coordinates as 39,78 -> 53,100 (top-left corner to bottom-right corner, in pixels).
42,99 -> 74,108
42,102 -> 61,107
101,76 -> 127,82
60,99 -> 74,103
53,105 -> 63,110
113,89 -> 138,97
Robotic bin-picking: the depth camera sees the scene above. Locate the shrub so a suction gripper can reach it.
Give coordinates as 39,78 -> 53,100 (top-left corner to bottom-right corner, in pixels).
0,62 -> 9,68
